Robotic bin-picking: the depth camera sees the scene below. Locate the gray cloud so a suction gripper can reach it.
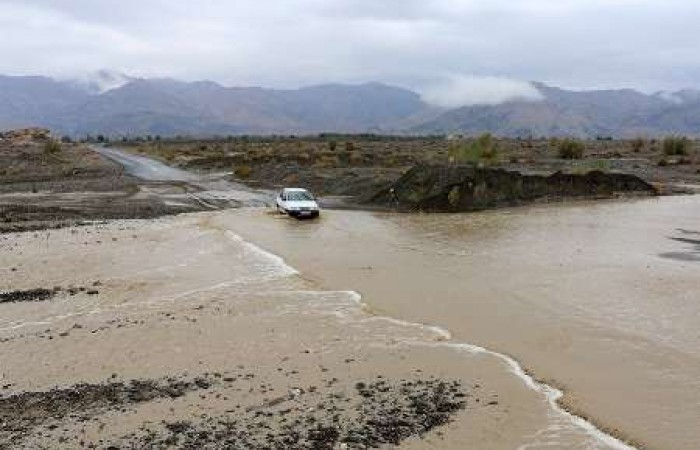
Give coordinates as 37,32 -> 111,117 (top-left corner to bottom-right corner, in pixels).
1,0 -> 698,102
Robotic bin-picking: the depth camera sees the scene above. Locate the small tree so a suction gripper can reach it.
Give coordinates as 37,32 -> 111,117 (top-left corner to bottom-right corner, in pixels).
557,139 -> 584,159
662,136 -> 691,156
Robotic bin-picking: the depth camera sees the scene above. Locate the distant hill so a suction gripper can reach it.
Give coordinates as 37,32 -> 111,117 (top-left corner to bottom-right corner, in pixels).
413,82 -> 700,137
0,76 -> 89,130
0,76 -> 425,136
1,74 -> 699,137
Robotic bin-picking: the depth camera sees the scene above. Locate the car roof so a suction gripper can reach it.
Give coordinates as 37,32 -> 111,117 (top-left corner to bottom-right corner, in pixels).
282,187 -> 310,192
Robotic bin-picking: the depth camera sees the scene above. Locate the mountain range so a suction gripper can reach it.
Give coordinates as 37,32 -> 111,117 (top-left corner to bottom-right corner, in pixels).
1,74 -> 699,138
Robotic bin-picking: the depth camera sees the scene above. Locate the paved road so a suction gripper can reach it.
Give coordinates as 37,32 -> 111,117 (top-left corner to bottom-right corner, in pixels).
93,146 -> 273,207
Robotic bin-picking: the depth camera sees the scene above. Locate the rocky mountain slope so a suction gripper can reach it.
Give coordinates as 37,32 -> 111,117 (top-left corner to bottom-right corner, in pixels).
1,74 -> 700,137
413,83 -> 700,137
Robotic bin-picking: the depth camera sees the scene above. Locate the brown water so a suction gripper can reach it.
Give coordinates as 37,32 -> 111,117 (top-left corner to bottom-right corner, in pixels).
3,214 -> 620,449
220,195 -> 700,450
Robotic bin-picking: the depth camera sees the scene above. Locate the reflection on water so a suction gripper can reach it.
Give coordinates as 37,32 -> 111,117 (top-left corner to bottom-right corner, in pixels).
660,230 -> 700,262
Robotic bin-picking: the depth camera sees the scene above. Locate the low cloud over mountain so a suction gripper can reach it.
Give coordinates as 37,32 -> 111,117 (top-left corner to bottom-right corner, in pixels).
1,74 -> 700,138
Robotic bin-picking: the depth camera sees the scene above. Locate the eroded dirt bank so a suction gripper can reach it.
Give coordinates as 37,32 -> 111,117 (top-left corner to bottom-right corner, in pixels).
0,129 -> 205,233
365,165 -> 656,212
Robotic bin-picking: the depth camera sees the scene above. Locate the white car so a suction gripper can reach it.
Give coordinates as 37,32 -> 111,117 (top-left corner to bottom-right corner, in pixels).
276,188 -> 320,219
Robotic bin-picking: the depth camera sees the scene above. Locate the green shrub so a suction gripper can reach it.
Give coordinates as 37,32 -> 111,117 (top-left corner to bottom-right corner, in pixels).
662,136 -> 691,156
448,133 -> 498,164
557,139 -> 584,159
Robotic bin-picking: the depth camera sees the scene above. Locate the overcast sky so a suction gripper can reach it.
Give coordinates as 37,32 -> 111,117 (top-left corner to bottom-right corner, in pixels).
1,0 -> 699,105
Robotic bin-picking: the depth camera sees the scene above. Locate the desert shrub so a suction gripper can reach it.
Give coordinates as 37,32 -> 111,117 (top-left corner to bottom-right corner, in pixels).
348,151 -> 364,165
328,141 -> 337,151
316,155 -> 340,168
448,133 -> 498,164
557,139 -> 584,159
658,158 -> 669,167
662,136 -> 691,156
43,139 -> 62,154
234,165 -> 252,178
345,141 -> 355,152
631,138 -> 645,153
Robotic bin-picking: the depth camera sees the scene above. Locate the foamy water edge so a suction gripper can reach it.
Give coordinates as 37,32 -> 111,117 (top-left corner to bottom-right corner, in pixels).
226,230 -> 637,450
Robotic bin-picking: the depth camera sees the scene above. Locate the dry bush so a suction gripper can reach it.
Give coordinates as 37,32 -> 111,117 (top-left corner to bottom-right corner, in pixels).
348,151 -> 364,165
448,133 -> 498,164
630,138 -> 645,153
234,165 -> 252,178
315,155 -> 340,168
557,139 -> 584,159
663,136 -> 691,156
43,139 -> 62,155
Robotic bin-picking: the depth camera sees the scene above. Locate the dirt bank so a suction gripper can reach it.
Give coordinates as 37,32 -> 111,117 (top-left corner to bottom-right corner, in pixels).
366,165 -> 656,212
0,129 -> 204,232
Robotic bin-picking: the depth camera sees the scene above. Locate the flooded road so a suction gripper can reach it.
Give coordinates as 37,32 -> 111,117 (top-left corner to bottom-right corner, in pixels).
94,145 -> 273,207
2,214 -> 618,449
220,195 -> 700,450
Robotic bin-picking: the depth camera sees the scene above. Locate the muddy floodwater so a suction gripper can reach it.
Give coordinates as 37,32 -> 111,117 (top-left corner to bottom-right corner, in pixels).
1,194 -> 697,449
220,195 -> 700,450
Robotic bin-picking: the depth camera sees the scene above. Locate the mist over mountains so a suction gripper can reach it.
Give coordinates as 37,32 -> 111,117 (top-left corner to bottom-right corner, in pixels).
1,74 -> 699,138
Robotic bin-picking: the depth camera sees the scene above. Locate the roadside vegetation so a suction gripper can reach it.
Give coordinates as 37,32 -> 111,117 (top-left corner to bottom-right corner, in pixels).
109,133 -> 699,196
556,139 -> 585,159
43,139 -> 62,155
662,136 -> 691,156
448,133 -> 499,165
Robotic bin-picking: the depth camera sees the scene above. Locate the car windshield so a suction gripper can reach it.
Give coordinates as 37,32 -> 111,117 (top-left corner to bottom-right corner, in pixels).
286,191 -> 314,201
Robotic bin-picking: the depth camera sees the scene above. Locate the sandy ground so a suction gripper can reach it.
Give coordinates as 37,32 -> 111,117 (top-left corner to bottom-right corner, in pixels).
0,213 -> 588,449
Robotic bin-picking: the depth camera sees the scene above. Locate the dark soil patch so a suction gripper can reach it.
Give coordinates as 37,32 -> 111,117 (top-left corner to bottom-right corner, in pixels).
0,288 -> 56,304
110,378 -> 467,449
0,375 -> 220,448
